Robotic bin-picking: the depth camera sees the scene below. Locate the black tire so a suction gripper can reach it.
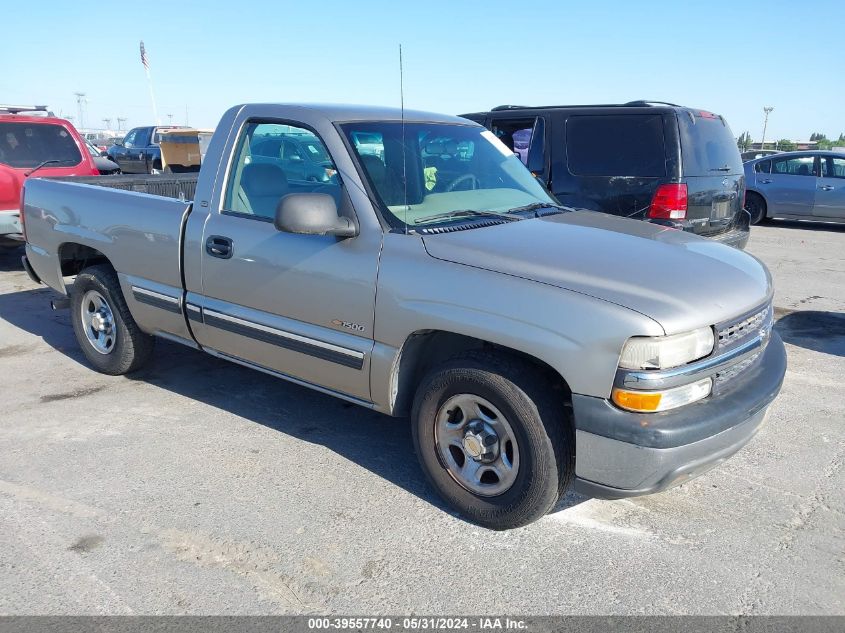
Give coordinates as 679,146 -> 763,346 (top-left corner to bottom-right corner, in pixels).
745,192 -> 767,225
69,264 -> 154,375
411,350 -> 574,530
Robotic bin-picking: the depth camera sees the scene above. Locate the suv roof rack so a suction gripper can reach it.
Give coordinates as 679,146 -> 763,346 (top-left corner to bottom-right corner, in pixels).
0,104 -> 54,116
623,100 -> 682,107
488,101 -> 686,113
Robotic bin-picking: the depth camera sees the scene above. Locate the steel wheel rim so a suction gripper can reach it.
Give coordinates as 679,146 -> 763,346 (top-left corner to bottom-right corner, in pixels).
434,393 -> 520,497
80,290 -> 116,355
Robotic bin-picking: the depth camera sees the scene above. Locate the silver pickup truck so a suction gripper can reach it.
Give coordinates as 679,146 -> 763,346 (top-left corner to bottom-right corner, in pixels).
21,103 -> 787,529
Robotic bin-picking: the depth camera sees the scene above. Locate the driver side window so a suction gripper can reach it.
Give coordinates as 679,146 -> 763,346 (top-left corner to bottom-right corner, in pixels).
223,121 -> 338,220
123,130 -> 137,149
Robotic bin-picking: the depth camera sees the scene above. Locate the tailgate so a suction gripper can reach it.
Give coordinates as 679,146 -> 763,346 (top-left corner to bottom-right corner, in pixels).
685,173 -> 745,236
678,111 -> 746,236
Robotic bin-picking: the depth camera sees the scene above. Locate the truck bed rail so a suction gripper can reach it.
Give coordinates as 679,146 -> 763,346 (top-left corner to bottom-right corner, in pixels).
48,174 -> 198,201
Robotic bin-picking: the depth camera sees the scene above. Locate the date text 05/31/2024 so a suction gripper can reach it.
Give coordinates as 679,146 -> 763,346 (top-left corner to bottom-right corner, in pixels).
307,618 -> 528,630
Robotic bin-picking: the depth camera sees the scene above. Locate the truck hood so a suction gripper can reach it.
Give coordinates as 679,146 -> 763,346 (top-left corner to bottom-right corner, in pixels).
421,211 -> 771,334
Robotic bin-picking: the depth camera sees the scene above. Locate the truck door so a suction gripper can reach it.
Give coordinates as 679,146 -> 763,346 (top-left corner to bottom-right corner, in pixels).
135,128 -> 154,173
187,120 -> 380,403
120,128 -> 151,173
113,128 -> 138,172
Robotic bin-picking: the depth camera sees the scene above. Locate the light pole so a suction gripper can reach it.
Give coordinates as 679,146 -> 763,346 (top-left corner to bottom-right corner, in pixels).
761,106 -> 773,150
117,117 -> 127,131
102,118 -> 111,130
74,92 -> 87,130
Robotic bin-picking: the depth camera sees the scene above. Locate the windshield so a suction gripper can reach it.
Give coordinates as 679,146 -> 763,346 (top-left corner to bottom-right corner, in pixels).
0,122 -> 82,169
341,122 -> 556,229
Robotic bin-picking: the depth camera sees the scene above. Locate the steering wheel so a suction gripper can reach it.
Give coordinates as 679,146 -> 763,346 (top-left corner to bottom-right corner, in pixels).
446,174 -> 480,192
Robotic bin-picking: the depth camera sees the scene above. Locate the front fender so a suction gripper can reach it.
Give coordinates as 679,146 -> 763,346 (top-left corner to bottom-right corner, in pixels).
370,233 -> 663,410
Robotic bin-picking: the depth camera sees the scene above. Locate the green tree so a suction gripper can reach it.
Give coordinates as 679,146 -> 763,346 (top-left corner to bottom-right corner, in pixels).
777,139 -> 796,151
736,131 -> 752,151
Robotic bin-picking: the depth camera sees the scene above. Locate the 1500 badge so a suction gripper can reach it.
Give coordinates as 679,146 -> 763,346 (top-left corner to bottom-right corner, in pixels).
332,319 -> 365,332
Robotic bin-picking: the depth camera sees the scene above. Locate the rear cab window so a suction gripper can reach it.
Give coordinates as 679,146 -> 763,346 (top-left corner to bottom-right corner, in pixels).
565,114 -> 666,177
0,122 -> 82,169
678,111 -> 743,176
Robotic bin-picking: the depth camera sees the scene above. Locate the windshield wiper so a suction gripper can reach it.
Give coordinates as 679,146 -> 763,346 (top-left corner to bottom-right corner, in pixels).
505,202 -> 574,216
413,209 -> 522,226
25,160 -> 61,177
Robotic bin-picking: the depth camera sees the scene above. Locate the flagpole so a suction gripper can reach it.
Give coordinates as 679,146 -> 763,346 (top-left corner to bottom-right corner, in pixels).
140,41 -> 160,125
145,67 -> 160,125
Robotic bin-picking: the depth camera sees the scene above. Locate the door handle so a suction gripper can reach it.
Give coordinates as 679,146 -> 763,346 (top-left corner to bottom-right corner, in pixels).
818,185 -> 835,191
205,235 -> 233,259
759,179 -> 773,184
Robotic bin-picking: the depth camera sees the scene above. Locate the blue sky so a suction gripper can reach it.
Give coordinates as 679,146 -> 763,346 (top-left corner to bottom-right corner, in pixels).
2,0 -> 842,141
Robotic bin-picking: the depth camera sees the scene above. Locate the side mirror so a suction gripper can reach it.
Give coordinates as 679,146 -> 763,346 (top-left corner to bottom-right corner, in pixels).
113,139 -> 124,147
275,193 -> 357,238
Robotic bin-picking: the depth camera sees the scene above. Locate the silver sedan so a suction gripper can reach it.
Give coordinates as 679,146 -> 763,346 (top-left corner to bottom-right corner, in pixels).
744,150 -> 845,224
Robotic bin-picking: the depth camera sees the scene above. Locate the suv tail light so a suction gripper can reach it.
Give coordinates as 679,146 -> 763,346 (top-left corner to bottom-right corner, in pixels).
648,183 -> 688,220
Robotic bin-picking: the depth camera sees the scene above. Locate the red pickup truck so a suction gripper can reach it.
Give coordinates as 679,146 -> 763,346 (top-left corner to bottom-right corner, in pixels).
0,106 -> 99,248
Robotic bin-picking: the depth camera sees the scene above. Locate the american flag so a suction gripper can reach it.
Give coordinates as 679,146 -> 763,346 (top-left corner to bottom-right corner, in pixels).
140,41 -> 149,71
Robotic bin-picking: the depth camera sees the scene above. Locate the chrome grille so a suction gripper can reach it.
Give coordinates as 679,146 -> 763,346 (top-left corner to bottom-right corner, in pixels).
715,352 -> 760,386
717,304 -> 770,349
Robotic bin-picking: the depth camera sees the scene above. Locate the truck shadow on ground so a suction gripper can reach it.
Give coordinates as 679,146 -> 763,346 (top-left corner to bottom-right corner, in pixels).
0,246 -> 24,272
0,282 -> 586,524
774,308 -> 845,357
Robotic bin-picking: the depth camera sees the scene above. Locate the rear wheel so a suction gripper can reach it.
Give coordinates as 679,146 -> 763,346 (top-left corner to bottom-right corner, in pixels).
745,192 -> 767,225
411,351 -> 573,530
70,265 -> 154,375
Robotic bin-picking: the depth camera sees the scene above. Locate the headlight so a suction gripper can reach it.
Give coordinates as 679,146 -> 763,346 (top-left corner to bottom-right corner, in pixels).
619,326 -> 714,370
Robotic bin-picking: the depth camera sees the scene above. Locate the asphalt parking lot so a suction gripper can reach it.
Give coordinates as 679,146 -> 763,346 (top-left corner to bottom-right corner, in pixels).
1,221 -> 843,615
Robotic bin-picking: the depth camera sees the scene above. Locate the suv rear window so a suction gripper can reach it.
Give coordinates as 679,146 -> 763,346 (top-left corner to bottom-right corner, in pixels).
0,122 -> 82,169
566,114 -> 666,177
679,112 -> 743,176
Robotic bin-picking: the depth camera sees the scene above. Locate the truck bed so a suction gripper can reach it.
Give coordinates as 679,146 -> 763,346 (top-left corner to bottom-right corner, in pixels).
50,173 -> 199,201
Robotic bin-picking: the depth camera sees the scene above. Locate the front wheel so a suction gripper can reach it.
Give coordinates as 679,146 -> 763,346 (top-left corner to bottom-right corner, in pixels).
70,265 -> 154,375
412,351 -> 573,530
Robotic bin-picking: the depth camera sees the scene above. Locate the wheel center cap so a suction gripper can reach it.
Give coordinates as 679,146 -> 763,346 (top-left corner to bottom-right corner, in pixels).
92,312 -> 109,332
462,420 -> 499,462
462,435 -> 483,458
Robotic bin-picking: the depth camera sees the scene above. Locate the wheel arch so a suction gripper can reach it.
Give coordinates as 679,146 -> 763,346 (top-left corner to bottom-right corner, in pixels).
745,188 -> 769,212
390,329 -> 573,418
57,242 -> 115,292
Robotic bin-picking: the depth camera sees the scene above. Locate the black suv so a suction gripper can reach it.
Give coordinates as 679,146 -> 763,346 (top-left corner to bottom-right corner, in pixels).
460,101 -> 749,249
